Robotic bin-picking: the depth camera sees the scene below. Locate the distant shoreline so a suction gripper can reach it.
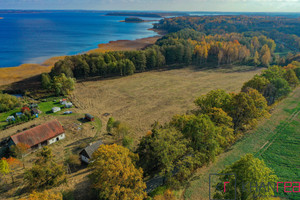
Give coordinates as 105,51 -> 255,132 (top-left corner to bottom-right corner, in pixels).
120,19 -> 159,23
0,31 -> 162,87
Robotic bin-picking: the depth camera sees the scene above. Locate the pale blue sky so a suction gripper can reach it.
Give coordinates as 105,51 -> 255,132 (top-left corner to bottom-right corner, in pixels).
0,0 -> 299,12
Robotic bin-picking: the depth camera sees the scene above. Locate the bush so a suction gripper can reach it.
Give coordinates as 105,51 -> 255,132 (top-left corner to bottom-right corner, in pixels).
122,136 -> 133,149
0,93 -> 20,113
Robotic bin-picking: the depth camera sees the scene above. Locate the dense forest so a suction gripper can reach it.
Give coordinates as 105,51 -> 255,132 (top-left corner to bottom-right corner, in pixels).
49,28 -> 283,82
154,15 -> 300,52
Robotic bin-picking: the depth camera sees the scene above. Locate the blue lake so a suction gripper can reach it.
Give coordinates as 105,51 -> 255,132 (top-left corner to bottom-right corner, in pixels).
0,11 -> 158,67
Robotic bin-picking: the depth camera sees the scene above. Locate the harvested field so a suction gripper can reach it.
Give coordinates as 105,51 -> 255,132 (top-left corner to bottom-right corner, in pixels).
71,66 -> 262,140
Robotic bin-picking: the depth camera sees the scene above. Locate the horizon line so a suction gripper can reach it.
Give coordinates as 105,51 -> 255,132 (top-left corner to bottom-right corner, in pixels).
0,9 -> 300,14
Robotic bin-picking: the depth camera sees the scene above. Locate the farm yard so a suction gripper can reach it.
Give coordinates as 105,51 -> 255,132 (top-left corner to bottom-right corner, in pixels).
180,87 -> 300,200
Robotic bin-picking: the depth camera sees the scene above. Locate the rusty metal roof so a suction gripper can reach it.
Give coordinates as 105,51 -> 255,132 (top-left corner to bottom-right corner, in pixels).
10,120 -> 64,147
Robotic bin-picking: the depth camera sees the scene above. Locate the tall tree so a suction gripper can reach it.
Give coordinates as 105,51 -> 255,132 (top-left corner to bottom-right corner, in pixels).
24,147 -> 66,189
260,44 -> 272,67
242,75 -> 270,94
41,73 -> 52,90
2,157 -> 21,183
0,159 -> 10,183
89,144 -> 147,200
171,114 -> 220,163
207,107 -> 235,149
11,143 -> 30,168
136,127 -> 189,177
53,73 -> 76,96
229,89 -> 269,131
284,69 -> 299,88
253,51 -> 260,66
194,89 -> 232,114
214,154 -> 278,200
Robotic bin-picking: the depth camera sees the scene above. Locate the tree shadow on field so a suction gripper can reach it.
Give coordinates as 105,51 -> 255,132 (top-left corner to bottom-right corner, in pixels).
72,178 -> 98,200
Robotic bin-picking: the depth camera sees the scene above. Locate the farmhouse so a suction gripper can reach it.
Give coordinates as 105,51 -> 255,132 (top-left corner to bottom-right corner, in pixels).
79,140 -> 103,163
8,120 -> 65,149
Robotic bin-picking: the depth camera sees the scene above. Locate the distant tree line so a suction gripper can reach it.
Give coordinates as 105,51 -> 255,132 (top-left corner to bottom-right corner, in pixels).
154,15 -> 300,52
48,29 -> 280,84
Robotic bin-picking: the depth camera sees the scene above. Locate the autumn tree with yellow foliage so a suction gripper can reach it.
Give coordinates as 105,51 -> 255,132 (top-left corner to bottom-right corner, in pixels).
89,144 -> 147,200
19,190 -> 62,200
154,189 -> 177,200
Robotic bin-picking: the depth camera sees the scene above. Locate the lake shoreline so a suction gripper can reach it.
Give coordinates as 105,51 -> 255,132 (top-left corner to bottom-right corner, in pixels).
0,33 -> 162,87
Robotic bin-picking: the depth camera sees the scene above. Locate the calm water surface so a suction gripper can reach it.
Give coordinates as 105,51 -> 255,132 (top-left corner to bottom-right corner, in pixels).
0,11 -> 157,67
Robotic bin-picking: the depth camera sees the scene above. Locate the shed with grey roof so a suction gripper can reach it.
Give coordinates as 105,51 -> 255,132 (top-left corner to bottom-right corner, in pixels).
79,140 -> 103,163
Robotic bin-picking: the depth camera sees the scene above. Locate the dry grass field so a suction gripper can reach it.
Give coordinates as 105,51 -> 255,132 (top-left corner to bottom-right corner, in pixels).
70,66 -> 263,140
0,56 -> 65,86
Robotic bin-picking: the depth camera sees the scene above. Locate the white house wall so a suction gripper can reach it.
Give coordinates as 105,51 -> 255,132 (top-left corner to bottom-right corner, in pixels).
47,133 -> 66,145
80,155 -> 90,163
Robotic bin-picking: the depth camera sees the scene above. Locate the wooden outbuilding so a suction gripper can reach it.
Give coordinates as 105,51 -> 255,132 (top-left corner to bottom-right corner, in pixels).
85,114 -> 95,121
79,140 -> 103,163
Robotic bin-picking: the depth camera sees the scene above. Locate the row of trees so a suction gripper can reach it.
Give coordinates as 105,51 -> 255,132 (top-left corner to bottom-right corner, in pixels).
136,87 -> 270,187
242,62 -> 299,105
50,46 -> 166,80
48,29 -> 277,83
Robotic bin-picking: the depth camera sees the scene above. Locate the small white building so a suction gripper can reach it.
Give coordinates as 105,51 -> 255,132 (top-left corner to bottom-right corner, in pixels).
52,107 -> 61,113
6,116 -> 15,122
79,140 -> 103,163
65,102 -> 73,108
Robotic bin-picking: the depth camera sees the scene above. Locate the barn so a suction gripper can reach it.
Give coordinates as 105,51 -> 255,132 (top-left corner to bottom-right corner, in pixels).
79,140 -> 103,163
8,120 -> 65,150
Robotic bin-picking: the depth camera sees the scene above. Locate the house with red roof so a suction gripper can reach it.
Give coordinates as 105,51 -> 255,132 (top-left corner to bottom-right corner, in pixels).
8,120 -> 65,149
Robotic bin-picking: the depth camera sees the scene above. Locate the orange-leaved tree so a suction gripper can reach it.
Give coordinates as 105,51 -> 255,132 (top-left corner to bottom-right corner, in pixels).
2,157 -> 21,183
11,143 -> 30,168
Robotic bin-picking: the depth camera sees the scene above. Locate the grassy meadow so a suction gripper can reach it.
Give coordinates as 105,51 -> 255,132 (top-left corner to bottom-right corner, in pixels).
70,66 -> 262,140
257,101 -> 300,199
181,87 -> 300,200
